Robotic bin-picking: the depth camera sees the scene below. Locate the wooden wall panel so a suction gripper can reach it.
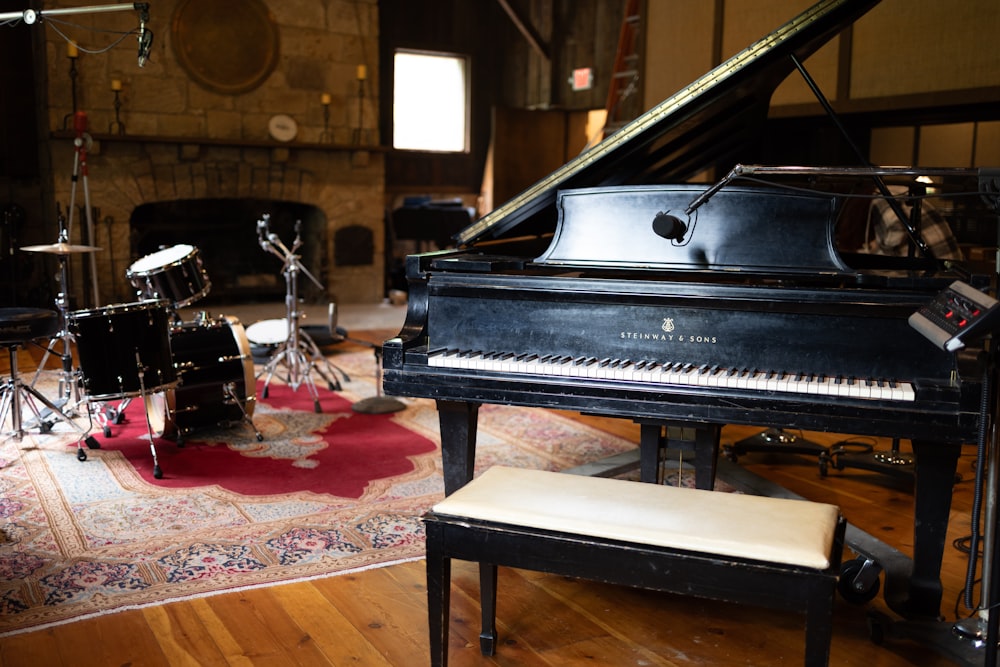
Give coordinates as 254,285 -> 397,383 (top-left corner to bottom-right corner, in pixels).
975,121 -> 1000,167
918,123 -> 976,168
642,1 -> 715,112
870,126 -> 917,165
490,107 -> 590,205
851,0 -> 1000,99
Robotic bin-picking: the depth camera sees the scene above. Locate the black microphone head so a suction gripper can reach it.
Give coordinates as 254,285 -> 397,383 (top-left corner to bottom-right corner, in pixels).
652,211 -> 687,241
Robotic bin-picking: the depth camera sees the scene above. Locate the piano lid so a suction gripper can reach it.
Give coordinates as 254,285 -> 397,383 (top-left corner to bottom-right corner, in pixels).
456,0 -> 882,248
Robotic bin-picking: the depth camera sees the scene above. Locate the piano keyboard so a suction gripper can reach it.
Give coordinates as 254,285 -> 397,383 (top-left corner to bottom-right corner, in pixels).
427,349 -> 916,402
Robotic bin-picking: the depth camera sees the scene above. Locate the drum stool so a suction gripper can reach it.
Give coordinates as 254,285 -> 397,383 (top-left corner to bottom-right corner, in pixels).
0,308 -> 98,453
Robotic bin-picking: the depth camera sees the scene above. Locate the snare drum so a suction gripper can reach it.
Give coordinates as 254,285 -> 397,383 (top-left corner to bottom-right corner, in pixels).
150,314 -> 256,437
69,300 -> 177,401
245,318 -> 289,346
127,244 -> 211,307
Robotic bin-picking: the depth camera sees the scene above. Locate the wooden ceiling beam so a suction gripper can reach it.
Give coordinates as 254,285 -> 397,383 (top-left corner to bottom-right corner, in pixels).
496,0 -> 550,61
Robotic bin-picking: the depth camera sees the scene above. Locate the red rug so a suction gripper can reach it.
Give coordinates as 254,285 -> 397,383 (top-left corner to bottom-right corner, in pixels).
0,350 -> 638,637
109,380 -> 436,498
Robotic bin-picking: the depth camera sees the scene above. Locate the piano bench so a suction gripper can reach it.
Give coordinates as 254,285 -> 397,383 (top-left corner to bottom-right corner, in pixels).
423,466 -> 845,667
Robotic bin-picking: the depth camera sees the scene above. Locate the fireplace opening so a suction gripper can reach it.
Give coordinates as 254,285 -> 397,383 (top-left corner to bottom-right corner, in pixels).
130,198 -> 326,304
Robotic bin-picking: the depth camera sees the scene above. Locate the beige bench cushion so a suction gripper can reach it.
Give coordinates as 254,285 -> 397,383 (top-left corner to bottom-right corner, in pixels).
431,466 -> 840,570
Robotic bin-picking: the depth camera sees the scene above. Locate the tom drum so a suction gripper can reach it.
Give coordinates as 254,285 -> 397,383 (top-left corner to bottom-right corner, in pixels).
127,244 -> 211,308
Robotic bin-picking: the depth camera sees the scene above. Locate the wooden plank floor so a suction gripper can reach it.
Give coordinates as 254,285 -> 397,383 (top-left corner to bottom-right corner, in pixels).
0,330 -> 987,665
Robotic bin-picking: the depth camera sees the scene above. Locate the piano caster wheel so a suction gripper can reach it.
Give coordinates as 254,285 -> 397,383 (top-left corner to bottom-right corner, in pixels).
838,557 -> 881,604
722,444 -> 739,462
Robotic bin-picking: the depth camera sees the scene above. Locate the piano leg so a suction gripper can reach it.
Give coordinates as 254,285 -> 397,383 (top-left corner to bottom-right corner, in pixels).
436,399 -> 481,495
883,439 -> 962,620
638,421 -> 720,490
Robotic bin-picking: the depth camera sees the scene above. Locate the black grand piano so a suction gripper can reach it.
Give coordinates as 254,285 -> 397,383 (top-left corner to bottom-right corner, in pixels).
382,0 -> 999,634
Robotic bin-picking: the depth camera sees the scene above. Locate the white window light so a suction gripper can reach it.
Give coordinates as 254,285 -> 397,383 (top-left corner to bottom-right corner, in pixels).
393,50 -> 469,152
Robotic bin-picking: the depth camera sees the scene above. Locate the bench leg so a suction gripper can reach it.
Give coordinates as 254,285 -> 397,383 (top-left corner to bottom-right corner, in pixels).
803,583 -> 836,667
425,525 -> 451,667
479,563 -> 498,655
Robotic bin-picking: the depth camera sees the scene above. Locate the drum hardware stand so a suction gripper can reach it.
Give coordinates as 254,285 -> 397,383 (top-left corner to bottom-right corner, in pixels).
131,351 -> 163,479
1,340 -> 99,454
223,381 -> 263,441
256,214 -> 348,413
31,215 -> 81,414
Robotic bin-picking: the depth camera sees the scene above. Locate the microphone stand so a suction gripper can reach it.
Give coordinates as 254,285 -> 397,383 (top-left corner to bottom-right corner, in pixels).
256,215 -> 347,413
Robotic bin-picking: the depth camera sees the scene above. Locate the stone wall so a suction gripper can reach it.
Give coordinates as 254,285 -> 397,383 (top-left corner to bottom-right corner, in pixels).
42,0 -> 383,305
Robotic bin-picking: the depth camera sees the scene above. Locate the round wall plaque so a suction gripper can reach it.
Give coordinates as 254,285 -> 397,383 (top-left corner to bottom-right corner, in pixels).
268,114 -> 298,142
171,0 -> 280,95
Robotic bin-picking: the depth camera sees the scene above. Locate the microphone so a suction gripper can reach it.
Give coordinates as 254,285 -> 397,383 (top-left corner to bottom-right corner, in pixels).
652,211 -> 688,241
136,4 -> 152,67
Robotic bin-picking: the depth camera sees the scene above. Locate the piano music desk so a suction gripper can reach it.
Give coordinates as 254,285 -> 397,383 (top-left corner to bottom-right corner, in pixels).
424,466 -> 846,667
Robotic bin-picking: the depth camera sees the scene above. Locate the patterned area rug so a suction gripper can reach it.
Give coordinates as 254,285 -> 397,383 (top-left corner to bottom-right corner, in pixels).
0,349 -> 637,636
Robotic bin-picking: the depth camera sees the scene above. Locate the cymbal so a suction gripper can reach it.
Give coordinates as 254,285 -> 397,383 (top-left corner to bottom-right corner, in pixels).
21,242 -> 102,255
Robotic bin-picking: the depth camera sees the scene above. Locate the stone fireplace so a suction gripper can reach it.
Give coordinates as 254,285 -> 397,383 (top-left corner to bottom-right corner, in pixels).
49,136 -> 384,307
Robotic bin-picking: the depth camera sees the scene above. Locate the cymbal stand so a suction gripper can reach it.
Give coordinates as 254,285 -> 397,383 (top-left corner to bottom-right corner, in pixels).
30,214 -> 86,416
256,214 -> 347,413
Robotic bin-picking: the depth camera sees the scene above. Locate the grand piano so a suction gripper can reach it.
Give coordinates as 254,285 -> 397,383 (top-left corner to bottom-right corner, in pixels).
382,0 -> 998,630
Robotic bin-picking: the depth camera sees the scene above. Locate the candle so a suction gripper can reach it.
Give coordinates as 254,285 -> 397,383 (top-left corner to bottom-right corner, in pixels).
321,93 -> 331,105
67,42 -> 78,58
356,64 -> 367,81
111,79 -> 122,91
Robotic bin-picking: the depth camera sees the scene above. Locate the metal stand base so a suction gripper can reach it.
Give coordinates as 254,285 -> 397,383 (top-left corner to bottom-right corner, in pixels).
352,396 -> 406,414
866,611 -> 990,666
350,343 -> 405,414
1,344 -> 99,455
724,427 -> 828,461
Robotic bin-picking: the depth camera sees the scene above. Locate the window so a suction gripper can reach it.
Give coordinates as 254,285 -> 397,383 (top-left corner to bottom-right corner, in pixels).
393,50 -> 469,152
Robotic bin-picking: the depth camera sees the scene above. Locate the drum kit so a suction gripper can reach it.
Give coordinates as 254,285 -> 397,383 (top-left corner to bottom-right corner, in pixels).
14,208 -> 366,478
20,229 -> 263,479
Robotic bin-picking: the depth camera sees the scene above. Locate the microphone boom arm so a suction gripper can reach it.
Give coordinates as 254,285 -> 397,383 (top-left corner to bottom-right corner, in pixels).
1,3 -> 150,23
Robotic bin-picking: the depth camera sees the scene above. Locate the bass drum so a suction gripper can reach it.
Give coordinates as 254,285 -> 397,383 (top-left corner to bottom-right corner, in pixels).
69,300 -> 177,401
150,314 -> 256,438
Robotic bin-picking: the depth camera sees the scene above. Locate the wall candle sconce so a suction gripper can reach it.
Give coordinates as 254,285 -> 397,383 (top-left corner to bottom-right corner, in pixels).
61,42 -> 80,130
353,64 -> 367,145
109,79 -> 125,135
319,92 -> 332,143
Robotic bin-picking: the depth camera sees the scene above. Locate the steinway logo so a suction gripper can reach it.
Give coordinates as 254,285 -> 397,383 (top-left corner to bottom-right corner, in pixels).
619,316 -> 718,344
